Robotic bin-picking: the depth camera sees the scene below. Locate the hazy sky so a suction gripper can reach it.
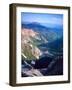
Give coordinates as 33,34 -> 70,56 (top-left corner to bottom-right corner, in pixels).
21,12 -> 63,28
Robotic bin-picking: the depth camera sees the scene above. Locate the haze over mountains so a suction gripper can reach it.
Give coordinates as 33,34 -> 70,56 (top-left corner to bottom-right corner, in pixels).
22,22 -> 63,39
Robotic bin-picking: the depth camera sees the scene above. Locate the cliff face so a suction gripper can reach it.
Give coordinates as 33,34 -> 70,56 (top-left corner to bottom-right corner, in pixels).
21,28 -> 42,60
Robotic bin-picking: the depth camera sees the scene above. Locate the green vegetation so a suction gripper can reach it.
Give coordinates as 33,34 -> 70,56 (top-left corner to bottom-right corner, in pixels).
22,46 -> 36,60
30,35 -> 46,46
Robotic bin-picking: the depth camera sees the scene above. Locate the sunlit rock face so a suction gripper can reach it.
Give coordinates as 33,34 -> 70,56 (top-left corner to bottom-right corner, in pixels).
21,28 -> 38,37
21,28 -> 42,60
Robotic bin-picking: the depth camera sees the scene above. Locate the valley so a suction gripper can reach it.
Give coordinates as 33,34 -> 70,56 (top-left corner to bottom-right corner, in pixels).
21,22 -> 63,77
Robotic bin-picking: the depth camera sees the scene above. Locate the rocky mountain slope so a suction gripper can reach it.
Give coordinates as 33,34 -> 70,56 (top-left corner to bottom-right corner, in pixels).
21,22 -> 63,77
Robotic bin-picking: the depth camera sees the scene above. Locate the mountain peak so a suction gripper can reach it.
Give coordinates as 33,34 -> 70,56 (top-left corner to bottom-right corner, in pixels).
30,22 -> 41,25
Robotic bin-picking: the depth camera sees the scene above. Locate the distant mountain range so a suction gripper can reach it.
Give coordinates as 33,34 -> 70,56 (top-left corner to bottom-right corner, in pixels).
22,22 -> 63,41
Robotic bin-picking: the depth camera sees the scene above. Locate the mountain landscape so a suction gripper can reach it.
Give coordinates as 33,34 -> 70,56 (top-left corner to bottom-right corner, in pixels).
21,22 -> 63,77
